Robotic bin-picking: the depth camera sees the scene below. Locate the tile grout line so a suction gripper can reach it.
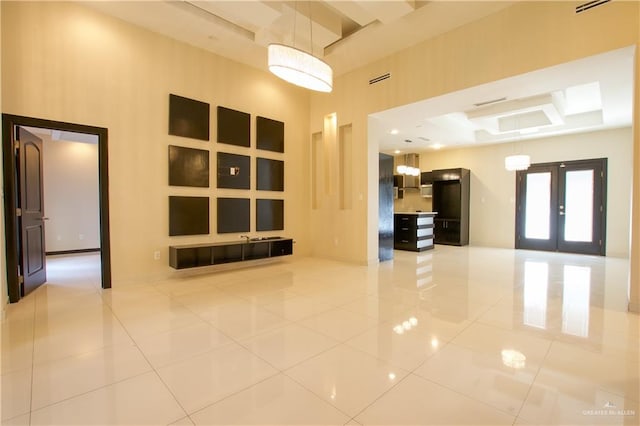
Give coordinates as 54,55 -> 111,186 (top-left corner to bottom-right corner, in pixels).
133,277 -> 305,421
511,335 -> 556,423
101,294 -> 193,424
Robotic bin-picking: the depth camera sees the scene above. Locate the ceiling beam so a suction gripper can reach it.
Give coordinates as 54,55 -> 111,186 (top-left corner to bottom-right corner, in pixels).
357,0 -> 415,24
323,0 -> 376,26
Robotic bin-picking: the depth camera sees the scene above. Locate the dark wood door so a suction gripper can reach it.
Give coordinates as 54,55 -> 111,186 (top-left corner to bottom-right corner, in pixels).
18,127 -> 47,295
516,159 -> 606,255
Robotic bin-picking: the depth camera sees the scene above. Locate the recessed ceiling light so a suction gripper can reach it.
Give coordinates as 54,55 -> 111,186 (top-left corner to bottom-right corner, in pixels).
394,149 -> 401,154
390,129 -> 399,135
431,143 -> 444,150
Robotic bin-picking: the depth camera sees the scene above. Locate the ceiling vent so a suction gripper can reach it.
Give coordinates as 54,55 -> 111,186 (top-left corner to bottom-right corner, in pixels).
575,0 -> 611,14
369,73 -> 391,85
473,97 -> 507,107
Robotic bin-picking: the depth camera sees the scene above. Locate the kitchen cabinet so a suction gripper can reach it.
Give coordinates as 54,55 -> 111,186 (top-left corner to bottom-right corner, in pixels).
432,168 -> 470,246
394,212 -> 436,251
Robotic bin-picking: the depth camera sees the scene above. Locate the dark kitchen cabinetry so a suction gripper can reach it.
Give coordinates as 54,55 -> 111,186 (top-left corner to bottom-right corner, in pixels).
394,213 -> 436,251
432,168 -> 470,246
420,171 -> 433,185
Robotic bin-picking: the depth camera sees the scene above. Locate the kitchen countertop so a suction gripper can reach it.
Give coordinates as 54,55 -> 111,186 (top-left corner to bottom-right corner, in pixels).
394,211 -> 438,215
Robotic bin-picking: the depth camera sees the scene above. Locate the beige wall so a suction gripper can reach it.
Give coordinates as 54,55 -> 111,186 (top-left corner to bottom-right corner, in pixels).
309,1 -> 639,309
2,1 -> 640,311
310,0 -> 639,265
416,128 -> 632,257
42,137 -> 100,252
1,1 -> 311,285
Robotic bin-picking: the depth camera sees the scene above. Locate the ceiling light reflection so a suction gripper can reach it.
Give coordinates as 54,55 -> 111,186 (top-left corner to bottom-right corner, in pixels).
393,316 -> 418,334
501,349 -> 526,369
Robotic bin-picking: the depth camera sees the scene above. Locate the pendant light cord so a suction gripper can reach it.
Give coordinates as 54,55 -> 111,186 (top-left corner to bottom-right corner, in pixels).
293,2 -> 298,49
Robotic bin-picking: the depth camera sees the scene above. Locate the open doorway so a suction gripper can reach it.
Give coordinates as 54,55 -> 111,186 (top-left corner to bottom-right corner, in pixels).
2,114 -> 111,303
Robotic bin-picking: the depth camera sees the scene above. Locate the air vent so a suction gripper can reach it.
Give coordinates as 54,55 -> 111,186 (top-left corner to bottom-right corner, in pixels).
473,97 -> 507,107
418,137 -> 430,142
576,0 -> 610,14
369,73 -> 391,85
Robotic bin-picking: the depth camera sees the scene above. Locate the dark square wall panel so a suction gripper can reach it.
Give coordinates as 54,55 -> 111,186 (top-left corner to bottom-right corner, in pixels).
256,157 -> 284,191
256,116 -> 284,153
168,145 -> 209,187
169,196 -> 210,236
168,94 -> 210,141
217,197 -> 250,233
217,152 -> 250,189
256,199 -> 284,231
217,106 -> 250,147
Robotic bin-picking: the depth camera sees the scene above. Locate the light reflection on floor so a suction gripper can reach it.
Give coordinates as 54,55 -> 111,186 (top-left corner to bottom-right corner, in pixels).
1,248 -> 638,425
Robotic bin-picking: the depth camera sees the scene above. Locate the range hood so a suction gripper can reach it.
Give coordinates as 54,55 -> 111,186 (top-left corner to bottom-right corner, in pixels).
396,153 -> 421,189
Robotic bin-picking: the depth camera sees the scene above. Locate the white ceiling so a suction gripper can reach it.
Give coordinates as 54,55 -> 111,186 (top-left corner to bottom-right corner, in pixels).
80,1 -> 634,154
373,46 -> 634,154
24,127 -> 99,144
82,1 -> 514,77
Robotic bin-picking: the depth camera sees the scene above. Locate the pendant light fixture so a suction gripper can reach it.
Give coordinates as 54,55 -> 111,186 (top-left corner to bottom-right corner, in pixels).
504,117 -> 530,171
396,153 -> 421,176
504,154 -> 531,171
268,2 -> 333,92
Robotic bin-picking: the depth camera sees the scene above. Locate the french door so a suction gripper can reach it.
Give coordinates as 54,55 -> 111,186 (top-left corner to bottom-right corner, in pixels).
515,159 -> 607,256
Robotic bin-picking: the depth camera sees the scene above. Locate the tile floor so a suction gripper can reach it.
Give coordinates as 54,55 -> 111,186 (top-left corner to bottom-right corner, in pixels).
1,247 -> 638,425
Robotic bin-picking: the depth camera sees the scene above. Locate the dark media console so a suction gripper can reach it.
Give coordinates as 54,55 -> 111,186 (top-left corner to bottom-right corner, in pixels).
169,237 -> 293,269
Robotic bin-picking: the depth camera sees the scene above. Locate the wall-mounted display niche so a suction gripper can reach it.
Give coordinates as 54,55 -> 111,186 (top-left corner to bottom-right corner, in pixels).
256,116 -> 284,153
256,157 -> 284,191
168,145 -> 209,187
168,94 -> 210,141
169,196 -> 209,236
217,197 -> 250,233
217,152 -> 250,189
257,199 -> 284,231
217,106 -> 250,147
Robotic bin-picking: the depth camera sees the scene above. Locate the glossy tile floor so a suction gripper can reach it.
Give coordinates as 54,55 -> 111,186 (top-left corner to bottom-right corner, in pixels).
1,247 -> 638,425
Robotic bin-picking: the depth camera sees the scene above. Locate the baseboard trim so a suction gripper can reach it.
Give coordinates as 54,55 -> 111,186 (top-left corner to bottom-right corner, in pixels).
46,248 -> 101,256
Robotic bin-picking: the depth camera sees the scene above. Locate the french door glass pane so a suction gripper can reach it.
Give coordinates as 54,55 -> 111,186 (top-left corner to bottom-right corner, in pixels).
564,170 -> 593,242
525,173 -> 551,239
562,265 -> 591,337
